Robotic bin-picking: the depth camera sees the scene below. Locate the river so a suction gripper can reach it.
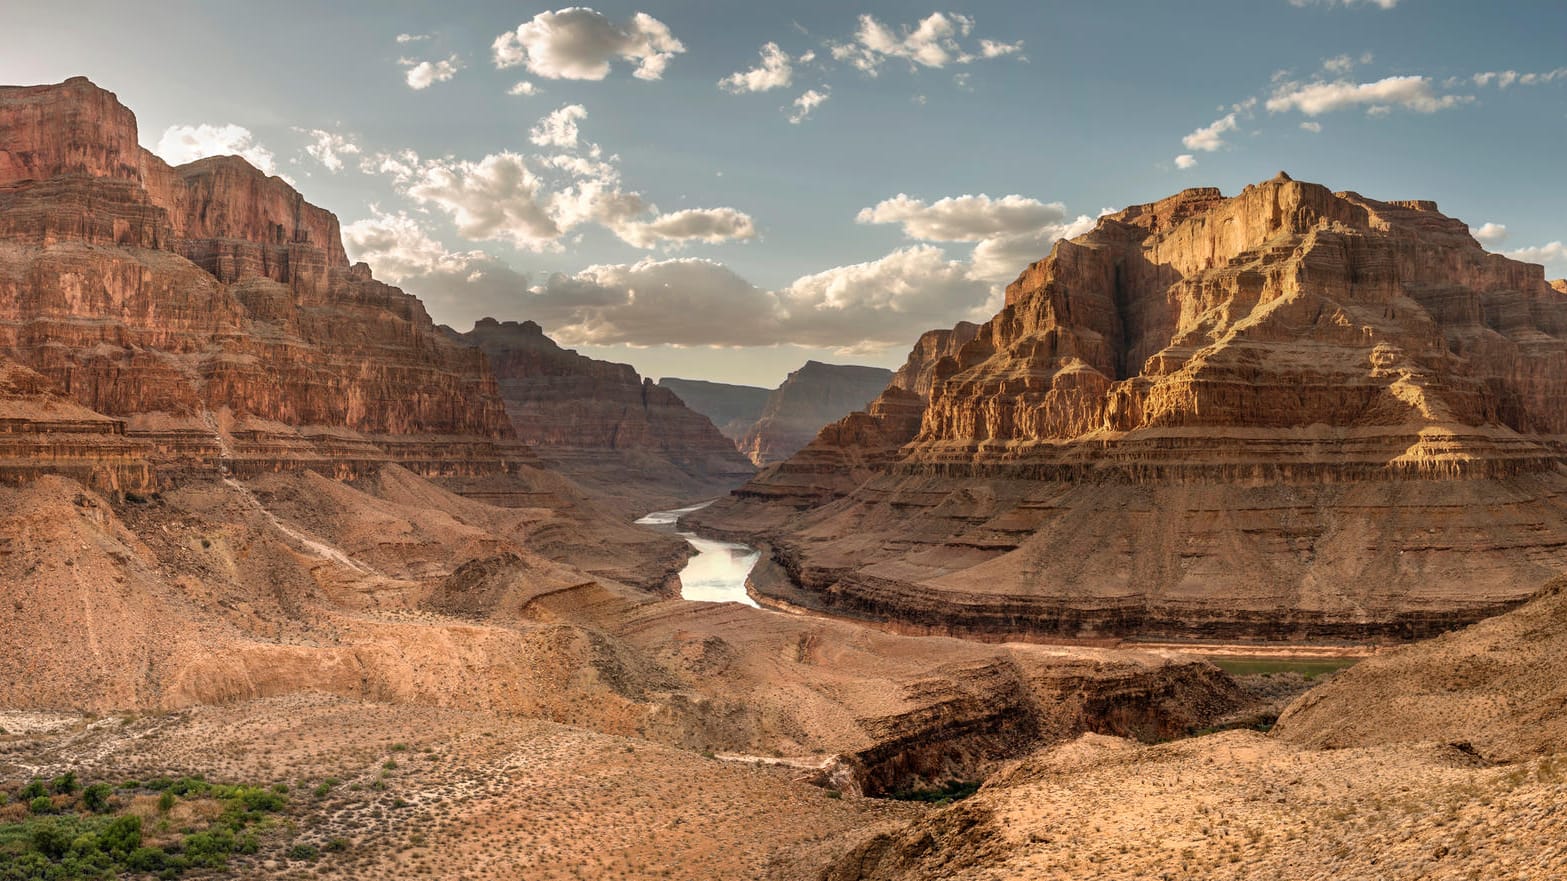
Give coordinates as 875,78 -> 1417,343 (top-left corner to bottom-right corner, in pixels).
635,501 -> 761,608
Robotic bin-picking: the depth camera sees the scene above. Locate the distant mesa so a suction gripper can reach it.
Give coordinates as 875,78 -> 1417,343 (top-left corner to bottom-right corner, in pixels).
694,172 -> 1567,642
662,361 -> 892,467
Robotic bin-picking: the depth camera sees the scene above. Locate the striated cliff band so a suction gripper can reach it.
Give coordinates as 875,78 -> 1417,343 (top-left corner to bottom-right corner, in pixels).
694,173 -> 1567,642
0,76 -> 528,492
454,318 -> 754,511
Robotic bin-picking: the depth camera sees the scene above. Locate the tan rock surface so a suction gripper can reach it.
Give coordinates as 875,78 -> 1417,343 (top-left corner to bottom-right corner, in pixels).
737,361 -> 893,466
700,174 -> 1567,640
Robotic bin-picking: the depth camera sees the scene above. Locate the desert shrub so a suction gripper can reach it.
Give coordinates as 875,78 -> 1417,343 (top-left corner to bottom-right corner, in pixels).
287,842 -> 320,862
50,773 -> 78,795
18,780 -> 47,801
81,783 -> 113,813
28,796 -> 54,815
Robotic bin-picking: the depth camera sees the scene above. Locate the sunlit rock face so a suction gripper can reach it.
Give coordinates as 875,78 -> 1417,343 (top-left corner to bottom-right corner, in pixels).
698,173 -> 1567,641
0,77 -> 528,491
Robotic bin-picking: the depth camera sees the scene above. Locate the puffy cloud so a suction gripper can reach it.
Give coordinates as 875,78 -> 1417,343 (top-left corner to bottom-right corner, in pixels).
403,55 -> 461,90
1182,112 -> 1238,151
777,245 -> 991,347
1300,121 -> 1323,132
396,33 -> 430,44
1507,242 -> 1567,268
403,152 -> 563,251
1472,68 -> 1567,89
968,216 -> 1097,283
1266,75 -> 1471,116
342,209 -> 485,282
615,208 -> 758,249
831,12 -> 994,74
1174,154 -> 1198,169
720,42 -> 794,93
297,129 -> 360,172
508,81 -> 540,96
788,88 -> 831,124
1470,222 -> 1508,246
856,193 -> 1070,242
979,39 -> 1023,58
155,123 -> 278,176
530,104 -> 588,148
492,8 -> 684,81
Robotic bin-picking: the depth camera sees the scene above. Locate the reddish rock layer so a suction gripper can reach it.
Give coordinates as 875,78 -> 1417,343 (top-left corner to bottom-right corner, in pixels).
697,174 -> 1567,641
454,318 -> 754,507
655,377 -> 770,442
0,77 -> 527,490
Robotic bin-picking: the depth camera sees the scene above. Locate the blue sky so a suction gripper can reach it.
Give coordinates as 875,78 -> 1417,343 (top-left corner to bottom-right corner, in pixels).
5,1 -> 1565,386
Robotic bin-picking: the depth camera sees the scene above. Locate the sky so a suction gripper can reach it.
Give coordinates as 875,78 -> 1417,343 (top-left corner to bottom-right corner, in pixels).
4,1 -> 1565,387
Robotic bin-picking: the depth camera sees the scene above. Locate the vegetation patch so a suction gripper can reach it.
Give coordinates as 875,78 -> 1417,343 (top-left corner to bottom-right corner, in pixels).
884,779 -> 982,805
0,774 -> 285,879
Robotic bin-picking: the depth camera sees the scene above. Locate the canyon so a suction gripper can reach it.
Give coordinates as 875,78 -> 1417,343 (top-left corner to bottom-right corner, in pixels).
696,173 -> 1567,642
5,73 -> 1567,881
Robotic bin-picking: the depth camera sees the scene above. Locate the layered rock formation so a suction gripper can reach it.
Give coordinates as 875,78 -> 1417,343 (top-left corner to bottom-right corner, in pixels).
454,318 -> 754,510
656,377 -> 770,442
0,77 -> 527,491
697,174 -> 1567,641
736,361 -> 893,466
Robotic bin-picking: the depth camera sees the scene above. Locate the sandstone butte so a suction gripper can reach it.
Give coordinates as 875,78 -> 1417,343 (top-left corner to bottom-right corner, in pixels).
0,76 -> 530,493
453,317 -> 755,510
693,172 -> 1567,642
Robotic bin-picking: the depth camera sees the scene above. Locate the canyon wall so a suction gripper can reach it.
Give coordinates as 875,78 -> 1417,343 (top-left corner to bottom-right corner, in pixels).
0,77 -> 528,491
737,361 -> 893,466
698,173 -> 1567,640
455,318 -> 755,509
656,377 -> 770,442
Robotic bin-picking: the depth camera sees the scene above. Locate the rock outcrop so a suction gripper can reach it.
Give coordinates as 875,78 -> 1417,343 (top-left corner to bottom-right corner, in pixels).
453,318 -> 754,509
656,377 -> 770,442
0,77 -> 527,492
696,174 -> 1567,641
736,361 -> 893,466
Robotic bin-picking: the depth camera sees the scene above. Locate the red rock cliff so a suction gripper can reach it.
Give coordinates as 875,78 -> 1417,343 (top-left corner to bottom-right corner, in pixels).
0,77 -> 526,490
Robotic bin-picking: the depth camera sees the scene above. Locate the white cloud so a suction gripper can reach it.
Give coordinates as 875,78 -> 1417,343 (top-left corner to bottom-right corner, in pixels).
155,123 -> 278,176
1266,75 -> 1471,116
1471,222 -> 1508,246
788,88 -> 831,124
508,81 -> 540,96
530,104 -> 588,148
403,152 -> 563,251
492,8 -> 684,81
615,208 -> 758,248
1507,242 -> 1567,269
1321,54 -> 1356,75
396,33 -> 430,44
856,193 -> 1070,241
778,245 -> 991,346
720,42 -> 794,93
828,12 -> 1022,75
403,55 -> 461,90
342,209 -> 485,282
1174,154 -> 1198,169
1182,112 -> 1238,151
1473,68 -> 1567,89
1300,121 -> 1323,132
297,128 -> 360,172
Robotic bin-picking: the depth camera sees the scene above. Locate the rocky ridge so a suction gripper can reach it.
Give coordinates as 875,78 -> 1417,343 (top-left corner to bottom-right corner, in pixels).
696,173 -> 1567,640
736,360 -> 893,466
0,77 -> 527,492
454,318 -> 754,510
656,376 -> 771,442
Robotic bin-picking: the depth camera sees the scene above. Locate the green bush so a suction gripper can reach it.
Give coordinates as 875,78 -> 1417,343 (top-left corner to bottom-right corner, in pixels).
30,823 -> 74,860
28,796 -> 54,815
81,783 -> 114,813
19,779 -> 48,800
50,772 -> 79,795
125,845 -> 168,872
158,790 -> 177,813
287,842 -> 320,862
97,814 -> 143,856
